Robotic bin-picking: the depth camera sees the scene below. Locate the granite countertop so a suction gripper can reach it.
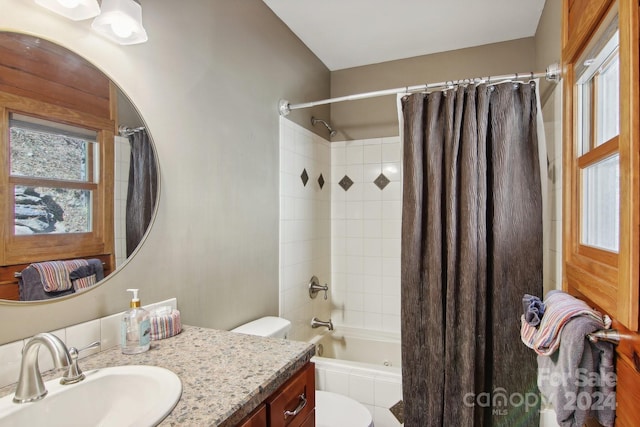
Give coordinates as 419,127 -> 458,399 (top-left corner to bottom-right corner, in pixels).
0,325 -> 315,426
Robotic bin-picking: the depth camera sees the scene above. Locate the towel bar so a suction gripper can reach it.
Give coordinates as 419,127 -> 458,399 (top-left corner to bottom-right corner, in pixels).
14,262 -> 107,278
587,329 -> 620,345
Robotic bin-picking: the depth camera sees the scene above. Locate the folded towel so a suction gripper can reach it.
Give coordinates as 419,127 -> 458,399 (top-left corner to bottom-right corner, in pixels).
69,260 -> 103,291
520,290 -> 604,356
18,265 -> 74,301
522,293 -> 545,326
149,308 -> 182,340
537,316 -> 616,427
31,259 -> 88,292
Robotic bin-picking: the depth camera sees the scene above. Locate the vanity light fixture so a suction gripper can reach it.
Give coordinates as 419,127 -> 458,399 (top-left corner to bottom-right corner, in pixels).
35,0 -> 100,21
91,0 -> 148,45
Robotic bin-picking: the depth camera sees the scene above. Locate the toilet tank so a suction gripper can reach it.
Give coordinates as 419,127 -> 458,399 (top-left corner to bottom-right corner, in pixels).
231,316 -> 291,339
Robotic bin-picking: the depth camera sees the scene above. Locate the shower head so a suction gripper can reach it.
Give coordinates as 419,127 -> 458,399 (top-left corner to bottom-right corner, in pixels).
311,116 -> 337,138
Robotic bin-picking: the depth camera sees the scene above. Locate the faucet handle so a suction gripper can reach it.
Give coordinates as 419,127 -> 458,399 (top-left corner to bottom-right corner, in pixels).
60,341 -> 99,385
308,276 -> 329,300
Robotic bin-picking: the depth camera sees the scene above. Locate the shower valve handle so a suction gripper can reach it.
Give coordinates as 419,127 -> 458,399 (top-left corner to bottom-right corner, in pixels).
308,275 -> 329,300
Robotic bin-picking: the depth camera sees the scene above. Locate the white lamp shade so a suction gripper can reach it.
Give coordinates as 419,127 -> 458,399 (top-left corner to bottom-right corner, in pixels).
91,0 -> 148,45
35,0 -> 100,21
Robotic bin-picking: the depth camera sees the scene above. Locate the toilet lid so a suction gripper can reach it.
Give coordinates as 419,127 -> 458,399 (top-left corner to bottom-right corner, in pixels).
315,391 -> 374,427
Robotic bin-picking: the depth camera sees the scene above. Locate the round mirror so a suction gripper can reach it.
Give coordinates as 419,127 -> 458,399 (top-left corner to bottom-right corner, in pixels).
0,32 -> 159,303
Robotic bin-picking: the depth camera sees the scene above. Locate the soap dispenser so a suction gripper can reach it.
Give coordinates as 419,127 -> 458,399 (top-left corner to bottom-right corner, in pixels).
121,288 -> 151,354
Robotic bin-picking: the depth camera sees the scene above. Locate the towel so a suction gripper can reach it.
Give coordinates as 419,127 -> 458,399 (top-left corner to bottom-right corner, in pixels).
31,259 -> 88,292
537,315 -> 616,427
69,260 -> 104,291
522,293 -> 545,326
149,308 -> 182,340
520,290 -> 604,356
18,265 -> 74,301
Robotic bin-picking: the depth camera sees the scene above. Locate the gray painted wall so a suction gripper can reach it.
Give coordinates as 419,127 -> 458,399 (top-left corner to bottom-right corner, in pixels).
0,0 -> 329,344
329,38 -> 537,140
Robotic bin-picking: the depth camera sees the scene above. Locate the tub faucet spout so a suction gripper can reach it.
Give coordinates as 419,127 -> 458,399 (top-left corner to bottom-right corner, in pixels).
311,317 -> 334,331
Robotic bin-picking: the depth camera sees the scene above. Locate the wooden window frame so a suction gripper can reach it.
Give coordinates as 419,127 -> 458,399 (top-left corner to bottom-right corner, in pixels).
563,0 -> 640,331
0,90 -> 115,267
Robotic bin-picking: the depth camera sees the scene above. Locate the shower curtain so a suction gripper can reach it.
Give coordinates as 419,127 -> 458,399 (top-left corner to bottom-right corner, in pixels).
126,129 -> 158,257
400,82 -> 542,426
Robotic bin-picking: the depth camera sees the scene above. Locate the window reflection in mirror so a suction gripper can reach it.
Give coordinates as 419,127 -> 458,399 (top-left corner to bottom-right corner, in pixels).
10,113 -> 97,235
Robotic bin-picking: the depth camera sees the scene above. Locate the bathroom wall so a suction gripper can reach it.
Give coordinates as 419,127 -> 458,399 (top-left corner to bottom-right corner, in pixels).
279,118 -> 332,341
0,0 -> 331,344
329,38 -> 537,141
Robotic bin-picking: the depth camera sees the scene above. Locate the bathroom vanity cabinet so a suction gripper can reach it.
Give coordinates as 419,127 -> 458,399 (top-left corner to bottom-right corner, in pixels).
238,362 -> 316,427
0,326 -> 316,426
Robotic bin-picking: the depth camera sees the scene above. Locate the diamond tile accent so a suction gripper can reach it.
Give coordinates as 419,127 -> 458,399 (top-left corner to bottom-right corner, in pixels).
300,168 -> 309,186
374,173 -> 390,190
318,174 -> 325,189
390,400 -> 404,424
338,175 -> 353,191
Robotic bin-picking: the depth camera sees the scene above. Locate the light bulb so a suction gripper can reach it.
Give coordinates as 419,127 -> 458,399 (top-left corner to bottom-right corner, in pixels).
57,0 -> 80,8
111,21 -> 134,38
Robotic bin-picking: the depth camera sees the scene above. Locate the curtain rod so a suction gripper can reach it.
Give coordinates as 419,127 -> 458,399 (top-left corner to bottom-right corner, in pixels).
279,63 -> 561,116
118,125 -> 146,136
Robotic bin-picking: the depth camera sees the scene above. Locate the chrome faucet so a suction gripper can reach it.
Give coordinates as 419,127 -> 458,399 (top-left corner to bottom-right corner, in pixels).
311,317 -> 334,331
13,333 -> 72,403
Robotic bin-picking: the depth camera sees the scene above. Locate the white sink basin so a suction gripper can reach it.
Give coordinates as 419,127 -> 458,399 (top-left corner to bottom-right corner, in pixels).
0,365 -> 182,427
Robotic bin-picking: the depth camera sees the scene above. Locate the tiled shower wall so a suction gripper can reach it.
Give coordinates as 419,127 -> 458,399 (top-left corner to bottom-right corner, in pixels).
279,118 -> 332,341
330,138 -> 403,333
543,84 -> 563,295
279,117 -> 403,338
114,135 -> 131,268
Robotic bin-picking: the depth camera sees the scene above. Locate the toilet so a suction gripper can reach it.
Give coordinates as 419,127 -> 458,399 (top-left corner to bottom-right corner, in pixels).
315,390 -> 374,427
231,317 -> 374,427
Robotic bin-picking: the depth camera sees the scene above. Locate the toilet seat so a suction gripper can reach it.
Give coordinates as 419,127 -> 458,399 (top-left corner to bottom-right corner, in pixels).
315,390 -> 374,427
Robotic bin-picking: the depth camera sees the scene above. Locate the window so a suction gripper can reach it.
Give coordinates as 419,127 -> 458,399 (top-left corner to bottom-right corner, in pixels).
0,91 -> 115,267
563,0 -> 640,330
574,23 -> 620,253
10,113 -> 97,235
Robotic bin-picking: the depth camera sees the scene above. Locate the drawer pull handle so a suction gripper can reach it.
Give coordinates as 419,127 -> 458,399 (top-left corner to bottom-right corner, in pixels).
284,393 -> 307,419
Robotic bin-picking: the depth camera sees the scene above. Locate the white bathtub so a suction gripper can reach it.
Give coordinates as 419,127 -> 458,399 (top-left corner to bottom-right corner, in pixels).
309,326 -> 403,427
310,326 -> 402,369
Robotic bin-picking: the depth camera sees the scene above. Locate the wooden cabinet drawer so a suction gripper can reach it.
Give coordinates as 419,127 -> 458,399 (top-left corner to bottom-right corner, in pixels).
267,362 -> 315,427
238,404 -> 267,427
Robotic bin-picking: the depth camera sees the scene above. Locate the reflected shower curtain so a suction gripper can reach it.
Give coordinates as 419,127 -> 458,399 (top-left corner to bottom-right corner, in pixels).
401,82 -> 542,426
126,129 -> 158,257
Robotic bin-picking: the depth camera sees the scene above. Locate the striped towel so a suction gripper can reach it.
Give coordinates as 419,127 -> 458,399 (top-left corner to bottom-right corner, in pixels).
150,309 -> 182,340
31,259 -> 89,292
520,290 -> 604,356
72,274 -> 97,290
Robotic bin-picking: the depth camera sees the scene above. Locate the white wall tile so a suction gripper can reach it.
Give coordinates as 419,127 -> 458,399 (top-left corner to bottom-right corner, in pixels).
331,136 -> 403,333
279,118 -> 332,340
101,313 -> 122,350
363,144 -> 382,164
0,340 -> 24,387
